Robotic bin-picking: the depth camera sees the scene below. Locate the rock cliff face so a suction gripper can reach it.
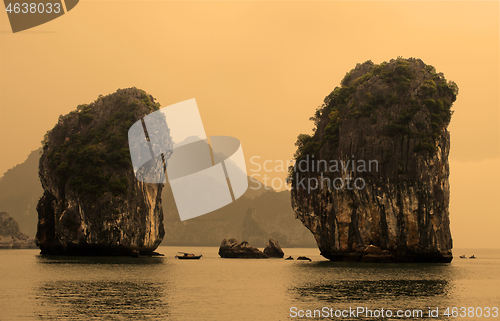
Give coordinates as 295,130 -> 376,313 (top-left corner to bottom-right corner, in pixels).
291,58 -> 458,262
36,88 -> 165,255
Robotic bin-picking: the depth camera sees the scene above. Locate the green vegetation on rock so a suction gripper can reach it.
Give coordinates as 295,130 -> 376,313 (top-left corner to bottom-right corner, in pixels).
42,88 -> 160,198
292,57 -> 458,170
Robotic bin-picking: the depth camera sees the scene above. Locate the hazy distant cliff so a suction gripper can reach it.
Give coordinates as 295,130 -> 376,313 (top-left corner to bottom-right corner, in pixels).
162,184 -> 316,248
0,149 -> 42,237
0,212 -> 36,249
291,58 -> 458,262
36,88 -> 166,255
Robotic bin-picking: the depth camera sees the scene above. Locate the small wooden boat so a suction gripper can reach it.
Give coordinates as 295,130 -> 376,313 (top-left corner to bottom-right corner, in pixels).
469,255 -> 476,259
175,252 -> 202,260
459,255 -> 466,258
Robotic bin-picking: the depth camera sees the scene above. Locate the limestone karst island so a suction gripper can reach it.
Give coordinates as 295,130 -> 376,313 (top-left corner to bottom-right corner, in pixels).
36,88 -> 165,256
291,57 -> 457,263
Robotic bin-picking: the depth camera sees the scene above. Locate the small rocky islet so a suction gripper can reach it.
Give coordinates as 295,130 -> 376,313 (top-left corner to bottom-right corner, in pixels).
218,238 -> 285,259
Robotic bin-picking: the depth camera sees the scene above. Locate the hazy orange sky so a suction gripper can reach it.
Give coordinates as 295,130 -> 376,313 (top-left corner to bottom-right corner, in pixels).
0,1 -> 499,248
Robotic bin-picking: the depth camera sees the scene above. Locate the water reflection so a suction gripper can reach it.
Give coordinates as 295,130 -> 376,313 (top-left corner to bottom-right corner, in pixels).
37,280 -> 169,320
294,279 -> 449,303
35,255 -> 169,320
36,254 -> 166,265
289,262 -> 454,304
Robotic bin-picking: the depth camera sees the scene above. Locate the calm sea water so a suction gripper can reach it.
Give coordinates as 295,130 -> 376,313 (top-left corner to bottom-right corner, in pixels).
0,247 -> 499,320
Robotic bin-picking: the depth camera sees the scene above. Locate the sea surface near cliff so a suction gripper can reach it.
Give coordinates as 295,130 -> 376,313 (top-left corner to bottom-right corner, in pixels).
0,247 -> 499,320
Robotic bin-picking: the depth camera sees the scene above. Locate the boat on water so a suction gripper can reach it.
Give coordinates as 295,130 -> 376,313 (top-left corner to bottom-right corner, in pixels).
469,255 -> 476,259
175,252 -> 203,260
459,255 -> 466,258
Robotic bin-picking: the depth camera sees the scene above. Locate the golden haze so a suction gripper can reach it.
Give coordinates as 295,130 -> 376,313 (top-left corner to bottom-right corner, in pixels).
0,1 -> 498,248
